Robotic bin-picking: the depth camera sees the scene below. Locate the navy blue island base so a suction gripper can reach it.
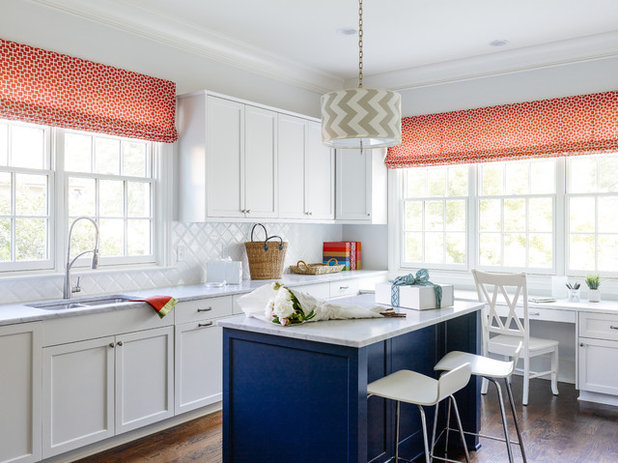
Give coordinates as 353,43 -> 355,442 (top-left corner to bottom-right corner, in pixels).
220,295 -> 483,463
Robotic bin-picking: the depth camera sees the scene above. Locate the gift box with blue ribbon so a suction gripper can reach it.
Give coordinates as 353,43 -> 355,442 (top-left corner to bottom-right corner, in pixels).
375,269 -> 454,310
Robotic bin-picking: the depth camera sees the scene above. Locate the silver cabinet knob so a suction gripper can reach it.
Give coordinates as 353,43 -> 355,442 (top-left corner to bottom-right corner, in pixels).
116,341 -> 123,346
109,343 -> 115,348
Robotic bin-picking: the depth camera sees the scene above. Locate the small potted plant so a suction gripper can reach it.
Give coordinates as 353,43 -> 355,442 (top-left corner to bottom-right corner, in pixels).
585,274 -> 601,302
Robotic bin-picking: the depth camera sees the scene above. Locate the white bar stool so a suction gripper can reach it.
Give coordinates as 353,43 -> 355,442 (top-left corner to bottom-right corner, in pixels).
367,363 -> 472,463
434,343 -> 526,463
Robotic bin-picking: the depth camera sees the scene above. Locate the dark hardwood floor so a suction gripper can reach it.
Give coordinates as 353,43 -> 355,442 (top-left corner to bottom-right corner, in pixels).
77,377 -> 617,463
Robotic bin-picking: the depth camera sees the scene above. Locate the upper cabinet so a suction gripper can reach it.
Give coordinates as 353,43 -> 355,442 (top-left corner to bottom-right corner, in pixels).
177,91 -> 332,222
335,148 -> 387,224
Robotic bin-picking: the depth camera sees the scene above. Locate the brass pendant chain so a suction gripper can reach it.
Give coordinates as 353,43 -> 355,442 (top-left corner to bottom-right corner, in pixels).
358,0 -> 363,88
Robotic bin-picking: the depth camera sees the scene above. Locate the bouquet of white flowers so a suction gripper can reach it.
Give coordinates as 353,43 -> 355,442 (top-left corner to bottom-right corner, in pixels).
266,282 -> 315,326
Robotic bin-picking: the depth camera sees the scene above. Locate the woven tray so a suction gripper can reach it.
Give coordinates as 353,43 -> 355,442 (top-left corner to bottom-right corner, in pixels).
289,259 -> 344,275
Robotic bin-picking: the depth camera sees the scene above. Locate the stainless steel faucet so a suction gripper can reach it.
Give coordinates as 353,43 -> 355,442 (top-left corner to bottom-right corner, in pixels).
64,216 -> 100,299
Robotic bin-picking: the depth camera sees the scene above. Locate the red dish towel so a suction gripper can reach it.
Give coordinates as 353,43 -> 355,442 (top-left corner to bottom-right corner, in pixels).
130,296 -> 177,318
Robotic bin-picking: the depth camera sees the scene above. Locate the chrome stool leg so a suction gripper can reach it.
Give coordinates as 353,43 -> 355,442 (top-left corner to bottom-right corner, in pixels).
418,405 -> 432,463
489,378 -> 514,463
395,400 -> 401,462
450,395 -> 470,463
444,397 -> 452,461
505,378 -> 528,463
430,400 -> 440,462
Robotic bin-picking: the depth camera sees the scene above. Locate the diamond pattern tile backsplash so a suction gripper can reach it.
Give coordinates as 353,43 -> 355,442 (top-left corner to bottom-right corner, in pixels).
0,222 -> 343,304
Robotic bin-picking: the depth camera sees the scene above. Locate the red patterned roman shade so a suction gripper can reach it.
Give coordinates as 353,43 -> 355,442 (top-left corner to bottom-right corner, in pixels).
385,91 -> 618,168
0,38 -> 177,143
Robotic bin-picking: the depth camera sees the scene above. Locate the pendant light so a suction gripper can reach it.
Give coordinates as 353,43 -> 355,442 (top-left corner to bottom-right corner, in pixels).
321,0 -> 401,149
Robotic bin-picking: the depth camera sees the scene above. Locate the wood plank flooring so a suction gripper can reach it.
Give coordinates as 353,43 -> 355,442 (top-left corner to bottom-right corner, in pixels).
76,377 -> 617,463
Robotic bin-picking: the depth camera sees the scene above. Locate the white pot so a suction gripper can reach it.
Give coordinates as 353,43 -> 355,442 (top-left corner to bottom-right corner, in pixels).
588,289 -> 601,303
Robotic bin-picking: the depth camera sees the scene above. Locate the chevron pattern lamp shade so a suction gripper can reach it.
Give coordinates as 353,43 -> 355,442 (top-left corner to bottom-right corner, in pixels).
321,88 -> 402,149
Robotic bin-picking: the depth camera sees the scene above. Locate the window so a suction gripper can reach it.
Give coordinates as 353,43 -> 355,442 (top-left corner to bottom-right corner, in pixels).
567,154 -> 618,273
402,165 -> 469,267
0,120 -> 52,270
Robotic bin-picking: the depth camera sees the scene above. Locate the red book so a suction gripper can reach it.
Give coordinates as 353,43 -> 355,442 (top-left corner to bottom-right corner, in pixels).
356,242 -> 362,270
350,242 -> 356,270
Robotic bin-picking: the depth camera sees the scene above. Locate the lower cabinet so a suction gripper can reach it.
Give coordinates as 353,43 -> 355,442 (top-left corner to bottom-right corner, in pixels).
175,320 -> 223,414
42,326 -> 174,458
578,337 -> 618,396
0,322 -> 41,463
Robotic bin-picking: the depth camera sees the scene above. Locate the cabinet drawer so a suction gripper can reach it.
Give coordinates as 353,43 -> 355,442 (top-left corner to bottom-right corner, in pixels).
579,311 -> 618,341
291,283 -> 330,300
494,305 -> 575,324
175,296 -> 233,324
329,280 -> 359,299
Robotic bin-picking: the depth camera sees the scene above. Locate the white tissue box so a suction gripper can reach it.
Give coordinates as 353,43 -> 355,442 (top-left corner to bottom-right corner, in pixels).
375,282 -> 454,310
206,260 -> 242,284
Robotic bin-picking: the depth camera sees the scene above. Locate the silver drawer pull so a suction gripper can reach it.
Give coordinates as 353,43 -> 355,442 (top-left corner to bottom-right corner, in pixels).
610,325 -> 618,330
530,312 -> 541,316
198,321 -> 214,328
197,307 -> 213,312
339,286 -> 349,290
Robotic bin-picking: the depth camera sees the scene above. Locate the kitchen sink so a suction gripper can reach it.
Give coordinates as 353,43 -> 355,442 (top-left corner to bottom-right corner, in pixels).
27,295 -> 135,311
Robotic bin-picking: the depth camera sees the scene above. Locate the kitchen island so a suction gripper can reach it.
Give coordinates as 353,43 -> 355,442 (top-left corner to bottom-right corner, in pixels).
219,294 -> 484,463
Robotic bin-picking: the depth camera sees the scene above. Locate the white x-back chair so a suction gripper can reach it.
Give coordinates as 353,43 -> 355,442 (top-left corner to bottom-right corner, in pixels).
472,269 -> 559,406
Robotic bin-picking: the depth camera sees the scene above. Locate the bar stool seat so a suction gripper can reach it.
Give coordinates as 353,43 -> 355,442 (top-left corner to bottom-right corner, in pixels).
368,370 -> 447,406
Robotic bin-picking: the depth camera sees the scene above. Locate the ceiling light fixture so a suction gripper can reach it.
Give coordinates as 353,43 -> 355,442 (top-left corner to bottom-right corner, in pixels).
321,0 -> 401,149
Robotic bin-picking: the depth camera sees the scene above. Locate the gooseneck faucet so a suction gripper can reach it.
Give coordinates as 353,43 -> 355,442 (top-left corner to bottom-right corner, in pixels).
64,216 -> 100,299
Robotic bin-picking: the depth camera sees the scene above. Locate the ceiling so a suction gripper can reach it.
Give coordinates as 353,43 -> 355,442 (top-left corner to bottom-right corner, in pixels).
32,0 -> 618,92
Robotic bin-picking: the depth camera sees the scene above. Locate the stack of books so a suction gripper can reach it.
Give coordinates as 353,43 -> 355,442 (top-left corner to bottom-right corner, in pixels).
323,241 -> 361,270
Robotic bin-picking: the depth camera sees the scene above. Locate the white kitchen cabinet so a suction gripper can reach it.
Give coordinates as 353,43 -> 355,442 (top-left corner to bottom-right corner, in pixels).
0,322 -> 41,463
578,338 -> 618,396
278,115 -> 334,220
175,320 -> 223,414
42,326 -> 174,457
335,148 -> 387,223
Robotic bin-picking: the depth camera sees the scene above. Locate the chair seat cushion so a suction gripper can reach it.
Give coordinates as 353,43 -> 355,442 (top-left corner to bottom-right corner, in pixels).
368,369 -> 439,406
489,334 -> 559,354
434,351 -> 513,379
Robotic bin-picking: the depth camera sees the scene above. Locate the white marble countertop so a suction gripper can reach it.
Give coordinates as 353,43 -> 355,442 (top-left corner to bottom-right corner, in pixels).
0,270 -> 387,327
217,293 -> 484,348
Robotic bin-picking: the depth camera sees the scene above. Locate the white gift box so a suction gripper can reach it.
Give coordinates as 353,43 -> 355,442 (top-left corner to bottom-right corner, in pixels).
375,282 -> 454,310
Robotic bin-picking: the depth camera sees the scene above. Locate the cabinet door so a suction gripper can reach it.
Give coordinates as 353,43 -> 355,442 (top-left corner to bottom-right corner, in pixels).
175,320 -> 223,414
578,338 -> 618,396
305,121 -> 334,219
206,96 -> 244,218
42,336 -> 115,458
0,323 -> 41,463
336,148 -> 371,220
245,106 -> 278,217
115,326 -> 174,434
278,114 -> 306,219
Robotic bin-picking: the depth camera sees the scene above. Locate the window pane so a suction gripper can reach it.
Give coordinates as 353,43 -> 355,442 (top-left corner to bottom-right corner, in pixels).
99,180 -> 123,217
529,233 -> 552,268
529,198 -> 552,232
505,162 -> 528,195
481,163 -> 503,196
0,124 -> 8,165
424,232 -> 443,263
479,233 -> 501,266
598,197 -> 618,233
68,177 -> 95,216
99,219 -> 124,257
569,234 -> 595,270
127,219 -> 150,255
0,172 -> 10,215
569,197 -> 595,233
11,125 -> 45,169
68,218 -> 98,256
503,199 -> 525,232
445,200 -> 465,231
0,218 -> 10,261
404,201 -> 422,230
404,232 -> 423,262
427,168 -> 446,196
15,218 -> 46,261
599,156 -> 618,193
16,174 -> 47,216
425,201 -> 443,231
405,168 -> 426,197
447,166 -> 468,196
95,138 -> 120,175
122,141 -> 148,177
479,199 -> 501,231
127,182 -> 150,218
65,133 -> 92,173
598,235 -> 618,272
568,157 -> 596,193
445,233 -> 465,264
530,160 -> 555,194
504,233 -> 526,267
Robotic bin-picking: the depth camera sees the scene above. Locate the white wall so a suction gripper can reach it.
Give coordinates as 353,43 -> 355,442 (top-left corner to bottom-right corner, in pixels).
341,225 -> 388,270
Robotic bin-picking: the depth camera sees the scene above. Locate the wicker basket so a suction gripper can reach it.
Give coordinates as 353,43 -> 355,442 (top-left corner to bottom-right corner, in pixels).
290,259 -> 344,275
244,224 -> 288,279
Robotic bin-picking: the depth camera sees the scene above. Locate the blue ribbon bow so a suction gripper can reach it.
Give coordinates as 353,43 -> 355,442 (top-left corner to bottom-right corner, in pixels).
390,269 -> 442,308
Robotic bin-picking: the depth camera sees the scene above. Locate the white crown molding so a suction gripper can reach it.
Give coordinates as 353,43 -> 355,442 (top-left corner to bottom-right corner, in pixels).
32,0 -> 344,94
353,31 -> 618,91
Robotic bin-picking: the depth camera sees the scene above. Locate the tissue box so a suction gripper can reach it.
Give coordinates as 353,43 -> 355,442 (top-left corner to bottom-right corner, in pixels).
375,282 -> 454,310
206,260 -> 242,284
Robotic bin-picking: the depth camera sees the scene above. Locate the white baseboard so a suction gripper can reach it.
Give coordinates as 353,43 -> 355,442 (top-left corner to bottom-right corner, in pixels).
578,391 -> 618,407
